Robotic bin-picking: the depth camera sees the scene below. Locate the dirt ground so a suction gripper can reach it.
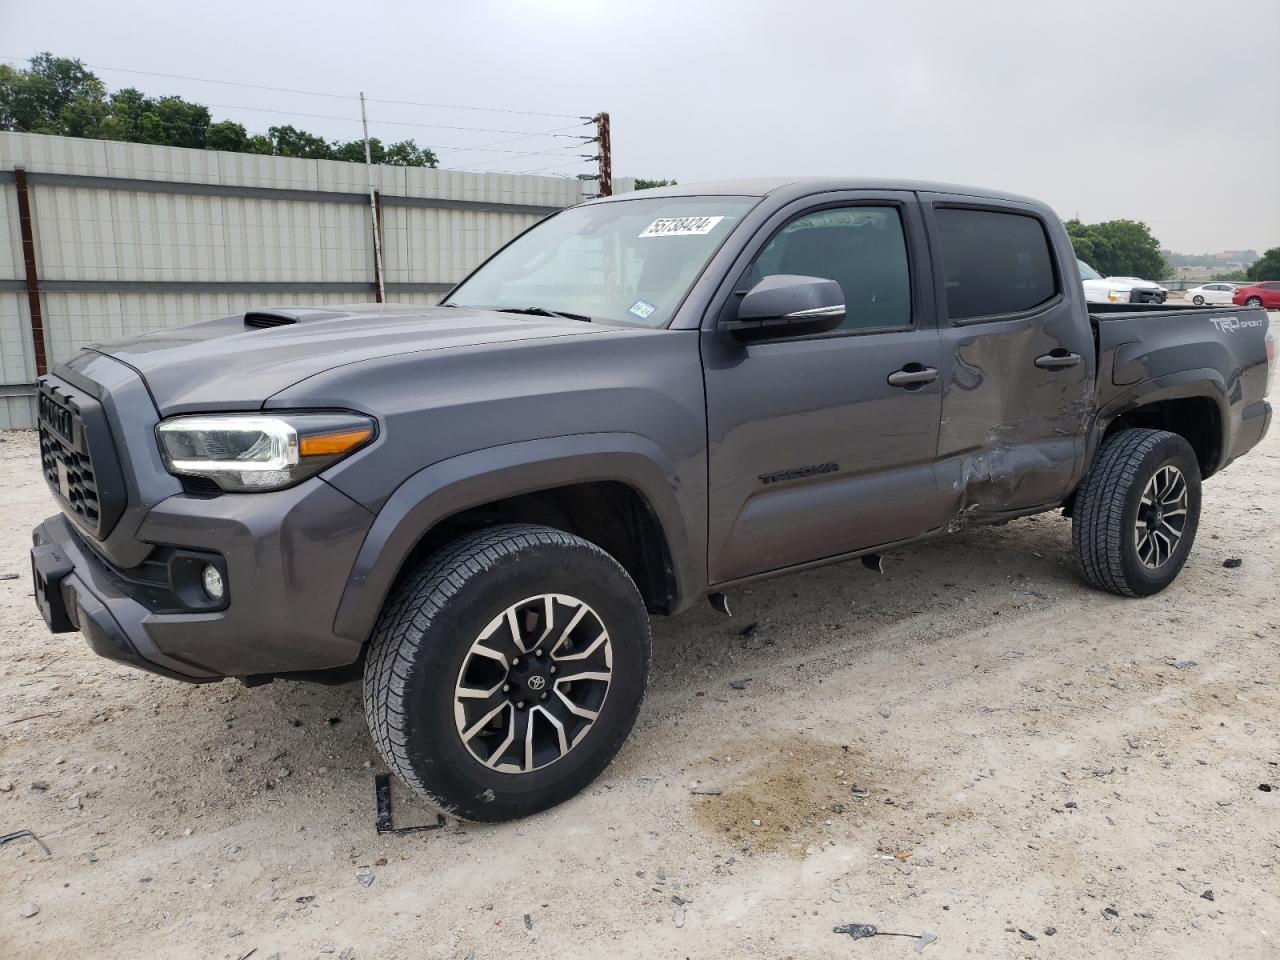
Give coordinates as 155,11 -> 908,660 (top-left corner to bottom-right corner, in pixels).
2,385 -> 1277,959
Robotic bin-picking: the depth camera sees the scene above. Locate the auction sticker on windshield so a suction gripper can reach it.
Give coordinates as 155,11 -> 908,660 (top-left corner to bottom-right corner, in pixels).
627,299 -> 657,320
639,216 -> 725,238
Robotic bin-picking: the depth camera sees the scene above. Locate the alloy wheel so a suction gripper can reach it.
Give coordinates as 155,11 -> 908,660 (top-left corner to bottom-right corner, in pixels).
1134,465 -> 1188,569
453,594 -> 612,774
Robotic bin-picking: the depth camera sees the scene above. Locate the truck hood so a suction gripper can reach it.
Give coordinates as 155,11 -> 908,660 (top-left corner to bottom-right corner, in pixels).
82,304 -> 609,414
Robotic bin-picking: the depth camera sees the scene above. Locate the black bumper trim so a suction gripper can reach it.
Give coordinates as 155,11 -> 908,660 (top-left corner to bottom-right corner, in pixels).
32,516 -> 221,683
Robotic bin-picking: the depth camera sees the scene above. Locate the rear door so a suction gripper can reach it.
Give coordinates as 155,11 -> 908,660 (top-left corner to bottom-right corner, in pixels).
701,191 -> 948,584
920,195 -> 1095,516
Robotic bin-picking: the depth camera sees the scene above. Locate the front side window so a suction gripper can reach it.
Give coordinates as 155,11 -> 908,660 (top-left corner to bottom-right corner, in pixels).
741,206 -> 912,332
448,196 -> 757,327
937,208 -> 1058,320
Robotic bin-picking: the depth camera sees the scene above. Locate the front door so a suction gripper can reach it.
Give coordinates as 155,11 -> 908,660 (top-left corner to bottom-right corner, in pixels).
702,192 -> 948,584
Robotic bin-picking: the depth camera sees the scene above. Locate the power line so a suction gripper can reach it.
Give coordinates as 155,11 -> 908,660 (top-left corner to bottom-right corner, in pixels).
0,55 -> 586,120
515,158 -> 593,175
415,121 -> 595,158
195,101 -> 592,139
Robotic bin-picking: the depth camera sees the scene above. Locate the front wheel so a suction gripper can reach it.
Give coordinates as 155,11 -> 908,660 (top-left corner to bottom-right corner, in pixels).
1246,296 -> 1263,307
1072,429 -> 1202,597
363,524 -> 651,822
1192,295 -> 1205,305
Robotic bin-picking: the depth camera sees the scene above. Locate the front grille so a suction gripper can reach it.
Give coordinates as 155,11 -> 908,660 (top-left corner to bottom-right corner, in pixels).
38,389 -> 102,530
36,377 -> 127,540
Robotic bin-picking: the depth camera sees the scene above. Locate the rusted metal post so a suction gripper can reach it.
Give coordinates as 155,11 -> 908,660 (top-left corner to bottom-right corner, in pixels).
371,189 -> 385,303
12,165 -> 48,376
593,112 -> 612,197
360,92 -> 386,303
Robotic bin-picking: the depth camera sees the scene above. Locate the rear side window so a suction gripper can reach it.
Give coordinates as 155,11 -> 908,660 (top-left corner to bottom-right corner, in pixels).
934,208 -> 1058,320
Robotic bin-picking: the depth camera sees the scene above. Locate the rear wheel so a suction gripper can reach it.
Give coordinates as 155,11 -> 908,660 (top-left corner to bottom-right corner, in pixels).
1246,296 -> 1263,307
1071,429 -> 1201,597
363,524 -> 651,822
1192,295 -> 1205,305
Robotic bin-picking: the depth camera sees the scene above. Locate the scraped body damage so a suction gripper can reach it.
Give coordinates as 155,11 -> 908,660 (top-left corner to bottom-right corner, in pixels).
935,310 -> 1095,528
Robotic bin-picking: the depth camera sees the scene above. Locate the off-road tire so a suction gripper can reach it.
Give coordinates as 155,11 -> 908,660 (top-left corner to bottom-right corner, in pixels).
363,523 -> 651,822
1072,428 -> 1201,597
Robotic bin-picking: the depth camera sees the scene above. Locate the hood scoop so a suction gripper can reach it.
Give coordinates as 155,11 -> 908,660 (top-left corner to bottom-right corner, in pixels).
244,307 -> 355,329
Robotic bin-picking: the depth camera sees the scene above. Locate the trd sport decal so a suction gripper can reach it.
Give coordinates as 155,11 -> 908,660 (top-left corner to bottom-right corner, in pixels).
759,462 -> 839,485
1208,314 -> 1264,332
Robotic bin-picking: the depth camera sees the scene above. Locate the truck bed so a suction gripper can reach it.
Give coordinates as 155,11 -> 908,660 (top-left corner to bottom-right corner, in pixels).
1090,302 -> 1272,476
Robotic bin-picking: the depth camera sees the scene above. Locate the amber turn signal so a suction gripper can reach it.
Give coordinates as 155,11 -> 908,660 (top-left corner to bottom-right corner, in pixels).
300,427 -> 373,457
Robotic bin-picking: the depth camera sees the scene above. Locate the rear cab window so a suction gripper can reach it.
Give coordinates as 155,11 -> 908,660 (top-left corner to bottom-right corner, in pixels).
933,207 -> 1059,321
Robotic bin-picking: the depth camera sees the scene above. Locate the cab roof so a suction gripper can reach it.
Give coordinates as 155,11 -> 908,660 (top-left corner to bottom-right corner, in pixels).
596,177 -> 1042,208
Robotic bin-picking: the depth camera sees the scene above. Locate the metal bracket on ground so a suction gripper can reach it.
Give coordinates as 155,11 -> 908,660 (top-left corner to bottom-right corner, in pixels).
374,773 -> 447,835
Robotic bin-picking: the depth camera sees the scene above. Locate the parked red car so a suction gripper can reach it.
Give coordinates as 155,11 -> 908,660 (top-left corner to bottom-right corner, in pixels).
1232,281 -> 1280,309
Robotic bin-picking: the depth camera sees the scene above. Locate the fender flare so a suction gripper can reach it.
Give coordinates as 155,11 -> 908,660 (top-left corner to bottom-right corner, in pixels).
331,432 -> 700,642
1085,368 -> 1229,472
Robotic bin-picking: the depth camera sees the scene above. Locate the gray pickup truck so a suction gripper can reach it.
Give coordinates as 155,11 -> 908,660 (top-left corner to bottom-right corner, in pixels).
30,178 -> 1273,821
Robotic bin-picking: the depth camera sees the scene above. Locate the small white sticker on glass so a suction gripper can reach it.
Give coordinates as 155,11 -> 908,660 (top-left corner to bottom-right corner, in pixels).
627,299 -> 657,320
639,216 -> 725,238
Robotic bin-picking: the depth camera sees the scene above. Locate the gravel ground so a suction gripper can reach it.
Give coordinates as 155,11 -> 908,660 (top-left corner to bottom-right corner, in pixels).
1,380 -> 1277,959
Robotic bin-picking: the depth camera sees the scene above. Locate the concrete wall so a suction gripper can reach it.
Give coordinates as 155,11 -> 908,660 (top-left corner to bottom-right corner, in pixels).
0,131 -> 586,428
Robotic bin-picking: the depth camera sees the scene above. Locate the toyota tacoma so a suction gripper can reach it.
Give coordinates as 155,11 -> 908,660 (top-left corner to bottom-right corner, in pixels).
30,178 -> 1274,821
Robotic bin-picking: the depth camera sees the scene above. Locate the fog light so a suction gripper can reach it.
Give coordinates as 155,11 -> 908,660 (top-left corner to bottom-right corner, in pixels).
201,564 -> 225,601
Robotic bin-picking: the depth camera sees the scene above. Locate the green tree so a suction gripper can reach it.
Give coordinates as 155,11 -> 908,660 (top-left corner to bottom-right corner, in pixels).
634,178 -> 677,189
1066,219 -> 1168,279
1245,247 -> 1280,281
138,96 -> 211,148
0,53 -> 105,133
206,120 -> 248,153
267,124 -> 334,160
245,133 -> 275,155
383,139 -> 438,167
2,52 -> 441,167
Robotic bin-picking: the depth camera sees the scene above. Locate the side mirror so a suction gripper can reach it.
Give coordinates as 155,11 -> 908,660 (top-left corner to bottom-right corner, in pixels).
720,274 -> 845,343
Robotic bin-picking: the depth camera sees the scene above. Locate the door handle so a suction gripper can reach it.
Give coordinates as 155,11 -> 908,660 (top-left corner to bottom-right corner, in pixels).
886,365 -> 939,388
1035,351 -> 1082,370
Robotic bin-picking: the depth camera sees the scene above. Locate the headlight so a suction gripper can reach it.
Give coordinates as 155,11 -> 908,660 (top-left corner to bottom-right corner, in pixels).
156,413 -> 375,492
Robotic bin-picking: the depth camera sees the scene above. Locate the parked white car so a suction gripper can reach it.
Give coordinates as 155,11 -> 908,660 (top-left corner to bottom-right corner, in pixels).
1184,282 -> 1237,306
1078,260 -> 1168,304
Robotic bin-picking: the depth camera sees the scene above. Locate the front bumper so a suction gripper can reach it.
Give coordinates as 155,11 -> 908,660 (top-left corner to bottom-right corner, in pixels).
33,515 -> 218,681
31,474 -> 376,682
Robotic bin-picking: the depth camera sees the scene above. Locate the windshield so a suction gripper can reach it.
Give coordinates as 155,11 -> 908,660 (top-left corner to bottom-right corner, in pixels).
447,196 -> 757,327
1076,258 -> 1103,281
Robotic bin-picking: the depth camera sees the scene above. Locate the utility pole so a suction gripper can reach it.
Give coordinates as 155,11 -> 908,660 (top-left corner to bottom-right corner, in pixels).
592,112 -> 612,197
360,92 -> 386,304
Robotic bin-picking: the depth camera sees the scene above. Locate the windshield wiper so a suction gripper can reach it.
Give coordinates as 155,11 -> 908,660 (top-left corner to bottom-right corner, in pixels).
493,306 -> 593,323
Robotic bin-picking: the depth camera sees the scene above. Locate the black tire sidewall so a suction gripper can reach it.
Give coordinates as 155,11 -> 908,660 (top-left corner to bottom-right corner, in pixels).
396,536 -> 649,821
1118,436 -> 1201,596
1192,295 -> 1204,305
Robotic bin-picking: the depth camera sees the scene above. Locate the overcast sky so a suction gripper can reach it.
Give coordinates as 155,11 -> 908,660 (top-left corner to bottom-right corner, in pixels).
5,0 -> 1278,253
